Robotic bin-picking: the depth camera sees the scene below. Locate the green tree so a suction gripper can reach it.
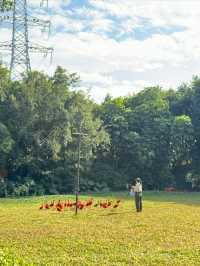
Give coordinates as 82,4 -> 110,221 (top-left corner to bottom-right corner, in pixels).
0,0 -> 13,12
170,115 -> 194,189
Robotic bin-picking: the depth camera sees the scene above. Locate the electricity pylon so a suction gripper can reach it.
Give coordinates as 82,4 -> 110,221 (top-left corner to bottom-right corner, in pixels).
0,0 -> 53,80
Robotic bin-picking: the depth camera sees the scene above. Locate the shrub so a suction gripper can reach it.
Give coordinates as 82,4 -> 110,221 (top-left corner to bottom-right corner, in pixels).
80,178 -> 110,192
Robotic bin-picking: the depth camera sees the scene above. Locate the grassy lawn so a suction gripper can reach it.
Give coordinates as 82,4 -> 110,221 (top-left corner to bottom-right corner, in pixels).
0,192 -> 200,265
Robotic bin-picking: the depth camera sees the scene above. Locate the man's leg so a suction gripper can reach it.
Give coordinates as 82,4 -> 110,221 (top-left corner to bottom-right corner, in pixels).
139,196 -> 142,212
135,193 -> 140,212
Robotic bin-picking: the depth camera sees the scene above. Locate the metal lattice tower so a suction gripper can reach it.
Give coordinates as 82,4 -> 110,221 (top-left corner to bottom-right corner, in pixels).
10,0 -> 30,79
0,0 -> 53,80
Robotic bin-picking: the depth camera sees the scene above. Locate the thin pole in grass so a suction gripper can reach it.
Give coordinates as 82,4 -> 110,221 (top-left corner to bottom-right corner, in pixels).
73,130 -> 88,215
72,120 -> 110,215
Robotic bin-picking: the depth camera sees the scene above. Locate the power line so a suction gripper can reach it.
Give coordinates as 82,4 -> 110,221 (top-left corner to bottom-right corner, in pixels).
0,0 -> 53,80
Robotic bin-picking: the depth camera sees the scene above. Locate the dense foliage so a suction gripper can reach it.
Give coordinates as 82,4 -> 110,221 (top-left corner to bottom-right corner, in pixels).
0,0 -> 13,12
0,65 -> 200,195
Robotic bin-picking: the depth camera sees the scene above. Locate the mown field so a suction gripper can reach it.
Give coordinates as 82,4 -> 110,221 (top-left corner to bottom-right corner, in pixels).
0,192 -> 200,266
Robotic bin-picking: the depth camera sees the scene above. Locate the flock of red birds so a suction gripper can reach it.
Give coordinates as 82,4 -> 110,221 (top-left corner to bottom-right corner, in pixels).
39,198 -> 121,212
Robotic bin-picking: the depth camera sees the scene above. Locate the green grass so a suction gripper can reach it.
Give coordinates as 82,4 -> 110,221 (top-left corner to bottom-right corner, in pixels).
0,192 -> 200,265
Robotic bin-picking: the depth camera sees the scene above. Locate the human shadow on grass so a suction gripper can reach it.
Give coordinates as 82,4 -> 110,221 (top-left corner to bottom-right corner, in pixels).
143,191 -> 200,206
95,191 -> 200,207
99,211 -> 135,216
87,192 -> 199,206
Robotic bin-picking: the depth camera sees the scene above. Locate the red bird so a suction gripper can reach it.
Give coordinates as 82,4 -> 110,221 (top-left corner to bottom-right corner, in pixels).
56,200 -> 62,209
100,202 -> 108,208
78,203 -> 84,210
56,206 -> 63,212
64,200 -> 69,207
56,200 -> 64,212
76,200 -> 85,210
39,204 -> 44,210
50,200 -> 55,207
86,199 -> 93,207
67,202 -> 73,208
93,202 -> 99,207
107,201 -> 112,207
45,203 -> 50,209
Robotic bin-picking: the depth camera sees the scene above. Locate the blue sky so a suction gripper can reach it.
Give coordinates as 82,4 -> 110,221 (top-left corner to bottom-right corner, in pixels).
1,0 -> 200,102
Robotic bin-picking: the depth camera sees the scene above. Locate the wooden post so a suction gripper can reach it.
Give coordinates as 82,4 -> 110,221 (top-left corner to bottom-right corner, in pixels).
75,133 -> 81,215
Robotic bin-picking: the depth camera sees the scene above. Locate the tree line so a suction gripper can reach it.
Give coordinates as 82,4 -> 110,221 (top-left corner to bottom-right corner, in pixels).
0,64 -> 200,196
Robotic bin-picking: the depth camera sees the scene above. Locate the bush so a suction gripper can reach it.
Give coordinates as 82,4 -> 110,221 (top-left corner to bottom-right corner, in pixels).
80,178 -> 110,192
12,179 -> 36,197
0,178 -> 46,197
0,179 -> 7,197
89,162 -> 128,190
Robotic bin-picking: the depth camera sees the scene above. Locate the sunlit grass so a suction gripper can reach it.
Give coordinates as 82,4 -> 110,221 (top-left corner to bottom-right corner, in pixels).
0,192 -> 200,265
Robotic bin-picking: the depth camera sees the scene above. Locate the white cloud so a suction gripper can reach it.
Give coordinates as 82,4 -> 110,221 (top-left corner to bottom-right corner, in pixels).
2,0 -> 200,102
30,20 -> 200,101
29,0 -> 71,10
89,0 -> 200,28
51,14 -> 85,32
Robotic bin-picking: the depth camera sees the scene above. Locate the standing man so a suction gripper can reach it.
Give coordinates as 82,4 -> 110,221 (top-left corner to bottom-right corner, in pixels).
134,178 -> 142,212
